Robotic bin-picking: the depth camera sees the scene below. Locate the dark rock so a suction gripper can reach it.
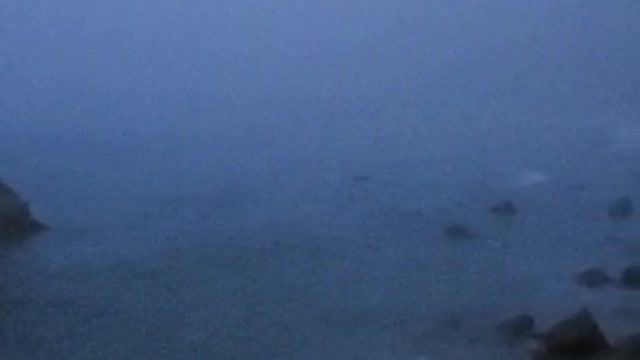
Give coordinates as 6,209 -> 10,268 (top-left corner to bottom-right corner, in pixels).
575,268 -> 614,289
535,308 -> 610,358
496,314 -> 536,343
444,223 -> 475,239
489,200 -> 518,216
620,265 -> 640,290
612,333 -> 640,359
607,196 -> 634,220
0,178 -> 46,239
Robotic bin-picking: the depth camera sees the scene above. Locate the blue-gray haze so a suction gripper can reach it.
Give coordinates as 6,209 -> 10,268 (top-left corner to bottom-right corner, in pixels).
1,1 -> 639,359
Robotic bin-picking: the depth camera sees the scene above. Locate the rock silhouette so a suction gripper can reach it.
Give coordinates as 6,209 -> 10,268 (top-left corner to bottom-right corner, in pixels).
0,178 -> 47,239
533,308 -> 610,359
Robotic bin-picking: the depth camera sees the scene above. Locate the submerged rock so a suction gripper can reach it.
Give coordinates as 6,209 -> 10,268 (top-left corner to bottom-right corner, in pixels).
575,268 -> 614,289
533,308 -> 610,359
489,200 -> 518,216
620,265 -> 640,290
443,223 -> 475,239
607,196 -> 634,220
0,178 -> 46,239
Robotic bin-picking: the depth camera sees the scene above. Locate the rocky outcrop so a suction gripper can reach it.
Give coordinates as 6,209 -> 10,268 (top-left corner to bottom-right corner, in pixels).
0,178 -> 46,239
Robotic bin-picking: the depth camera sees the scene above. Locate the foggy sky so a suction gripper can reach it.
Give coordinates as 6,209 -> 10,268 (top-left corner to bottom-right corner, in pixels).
1,1 -> 639,220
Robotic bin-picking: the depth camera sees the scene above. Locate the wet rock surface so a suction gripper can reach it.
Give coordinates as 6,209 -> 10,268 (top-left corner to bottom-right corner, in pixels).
0,178 -> 46,239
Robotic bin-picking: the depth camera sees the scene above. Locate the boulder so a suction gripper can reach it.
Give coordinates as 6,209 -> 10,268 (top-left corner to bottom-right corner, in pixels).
0,178 -> 46,239
575,268 -> 614,289
533,308 -> 610,359
607,196 -> 634,220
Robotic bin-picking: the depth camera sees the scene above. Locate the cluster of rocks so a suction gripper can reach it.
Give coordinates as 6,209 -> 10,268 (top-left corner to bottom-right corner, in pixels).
495,262 -> 640,359
0,178 -> 46,240
442,195 -> 639,358
497,308 -> 640,360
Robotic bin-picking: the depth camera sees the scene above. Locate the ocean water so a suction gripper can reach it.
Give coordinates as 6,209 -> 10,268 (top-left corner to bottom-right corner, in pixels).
2,118 -> 640,359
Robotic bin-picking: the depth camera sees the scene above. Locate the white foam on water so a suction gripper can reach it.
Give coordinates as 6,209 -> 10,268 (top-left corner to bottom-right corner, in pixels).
510,170 -> 550,189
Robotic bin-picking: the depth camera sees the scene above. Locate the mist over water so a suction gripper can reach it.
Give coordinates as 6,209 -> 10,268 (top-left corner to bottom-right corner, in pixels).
1,1 -> 640,359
